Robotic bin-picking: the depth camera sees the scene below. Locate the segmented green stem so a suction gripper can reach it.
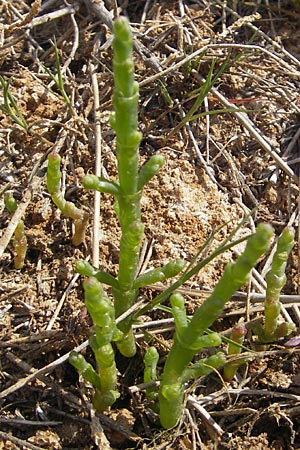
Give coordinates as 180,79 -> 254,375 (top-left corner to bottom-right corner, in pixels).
69,352 -> 101,390
143,347 -> 159,401
134,260 -> 185,289
79,18 -> 168,357
181,352 -> 226,383
69,277 -> 121,411
108,17 -> 143,356
159,223 -> 274,429
47,151 -> 88,246
223,323 -> 247,381
263,226 -> 295,341
76,260 -> 119,289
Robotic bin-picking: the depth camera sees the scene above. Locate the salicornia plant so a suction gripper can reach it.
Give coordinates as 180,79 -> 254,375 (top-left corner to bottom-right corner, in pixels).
12,220 -> 27,270
4,192 -> 27,269
158,223 -> 274,429
61,17 -> 294,430
143,347 -> 159,402
223,322 -> 247,381
75,17 -> 183,358
47,151 -> 89,246
70,277 -> 122,411
253,226 -> 295,348
69,16 -> 183,408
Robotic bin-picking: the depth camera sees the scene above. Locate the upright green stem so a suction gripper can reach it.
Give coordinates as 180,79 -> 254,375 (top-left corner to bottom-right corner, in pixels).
159,223 -> 274,429
143,347 -> 159,401
13,220 -> 27,269
223,323 -> 247,381
69,277 -> 121,411
81,18 -> 171,357
109,17 -> 143,357
262,226 -> 295,342
4,192 -> 27,269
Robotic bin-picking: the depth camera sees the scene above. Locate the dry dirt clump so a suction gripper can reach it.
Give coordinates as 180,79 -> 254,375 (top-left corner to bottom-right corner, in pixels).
0,1 -> 299,449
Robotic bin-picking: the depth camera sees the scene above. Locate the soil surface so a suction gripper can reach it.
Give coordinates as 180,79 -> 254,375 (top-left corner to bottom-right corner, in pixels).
0,1 -> 300,449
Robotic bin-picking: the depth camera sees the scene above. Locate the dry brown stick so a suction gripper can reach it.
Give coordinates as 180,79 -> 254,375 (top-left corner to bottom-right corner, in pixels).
90,38 -> 103,268
5,351 -> 82,407
174,98 -> 218,186
0,430 -> 45,450
192,72 -> 299,186
282,127 -> 300,159
30,4 -> 79,28
187,396 -> 224,439
147,283 -> 300,303
83,0 -> 163,72
46,271 -> 81,330
0,417 -> 61,426
1,0 -> 41,33
225,388 -> 300,402
197,371 -> 300,408
137,238 -> 155,276
0,339 -> 89,400
0,330 -> 65,348
89,406 -> 113,450
140,43 -> 300,88
220,2 -> 300,69
61,10 -> 79,75
97,412 -> 142,443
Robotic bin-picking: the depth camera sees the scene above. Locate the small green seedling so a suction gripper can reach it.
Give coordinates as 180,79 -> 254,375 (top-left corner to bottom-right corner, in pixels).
0,76 -> 28,131
143,347 -> 159,402
41,38 -> 73,112
4,192 -> 17,213
4,192 -> 27,269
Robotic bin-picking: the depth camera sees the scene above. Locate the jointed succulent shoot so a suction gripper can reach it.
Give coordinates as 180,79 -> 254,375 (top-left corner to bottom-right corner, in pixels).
159,223 -> 274,429
47,151 -> 89,246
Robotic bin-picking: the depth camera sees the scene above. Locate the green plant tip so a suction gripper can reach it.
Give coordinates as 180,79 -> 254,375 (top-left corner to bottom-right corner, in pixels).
4,192 -> 17,212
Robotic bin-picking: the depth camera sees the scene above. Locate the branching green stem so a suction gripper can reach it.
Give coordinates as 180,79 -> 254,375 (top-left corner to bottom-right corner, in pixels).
134,260 -> 185,289
159,223 -> 274,429
76,260 -> 119,289
47,151 -> 89,246
81,17 -> 167,358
